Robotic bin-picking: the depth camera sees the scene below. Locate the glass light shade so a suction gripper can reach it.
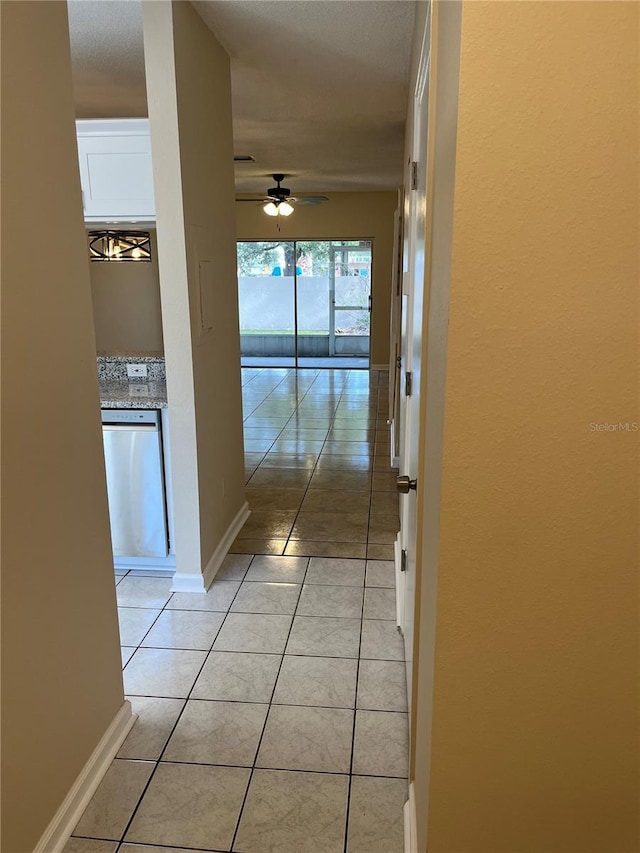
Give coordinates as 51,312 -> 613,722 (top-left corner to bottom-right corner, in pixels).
263,201 -> 279,216
279,201 -> 294,216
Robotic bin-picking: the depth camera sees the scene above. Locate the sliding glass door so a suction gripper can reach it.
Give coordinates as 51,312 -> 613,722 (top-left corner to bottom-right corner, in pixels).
237,239 -> 372,368
236,241 -> 296,367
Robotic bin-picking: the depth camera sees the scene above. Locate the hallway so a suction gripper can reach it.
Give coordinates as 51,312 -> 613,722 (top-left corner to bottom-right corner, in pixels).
66,368 -> 408,853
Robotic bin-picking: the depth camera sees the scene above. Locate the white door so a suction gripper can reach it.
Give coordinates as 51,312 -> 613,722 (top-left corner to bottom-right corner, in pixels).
397,19 -> 432,712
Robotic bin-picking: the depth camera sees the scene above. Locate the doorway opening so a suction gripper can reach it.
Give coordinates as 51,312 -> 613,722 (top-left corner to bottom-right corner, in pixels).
237,239 -> 372,368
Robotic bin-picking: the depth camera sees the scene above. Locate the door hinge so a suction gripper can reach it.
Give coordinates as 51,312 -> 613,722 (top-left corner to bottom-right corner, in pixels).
396,355 -> 402,370
405,371 -> 413,397
401,549 -> 408,572
411,161 -> 419,190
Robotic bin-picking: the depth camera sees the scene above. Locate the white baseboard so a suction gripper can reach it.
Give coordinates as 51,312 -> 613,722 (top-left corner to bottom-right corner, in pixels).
170,572 -> 208,593
403,782 -> 417,853
34,700 -> 136,853
171,501 -> 251,593
114,554 -> 176,571
371,363 -> 390,371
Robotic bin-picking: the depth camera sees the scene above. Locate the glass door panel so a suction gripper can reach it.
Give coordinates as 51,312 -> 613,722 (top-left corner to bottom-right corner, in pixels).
295,241 -> 331,368
331,241 -> 371,359
237,241 -> 296,367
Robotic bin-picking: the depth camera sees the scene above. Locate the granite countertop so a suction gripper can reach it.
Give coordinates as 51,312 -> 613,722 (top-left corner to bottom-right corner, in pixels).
99,379 -> 168,409
97,353 -> 167,409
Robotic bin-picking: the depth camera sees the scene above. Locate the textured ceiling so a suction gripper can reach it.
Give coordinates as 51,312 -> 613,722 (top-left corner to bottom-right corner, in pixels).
68,0 -> 415,193
68,0 -> 148,119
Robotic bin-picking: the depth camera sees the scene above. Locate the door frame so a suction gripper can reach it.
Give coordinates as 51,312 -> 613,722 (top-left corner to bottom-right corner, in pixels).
402,2 -> 463,851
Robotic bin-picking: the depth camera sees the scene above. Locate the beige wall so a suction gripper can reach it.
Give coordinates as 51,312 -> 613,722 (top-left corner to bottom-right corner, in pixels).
0,3 -> 125,850
143,0 -> 245,585
90,229 -> 164,353
235,191 -> 397,366
419,2 -> 639,851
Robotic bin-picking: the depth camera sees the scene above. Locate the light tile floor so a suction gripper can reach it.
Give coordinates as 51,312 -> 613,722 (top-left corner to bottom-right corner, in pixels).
237,367 -> 399,561
67,368 -> 407,853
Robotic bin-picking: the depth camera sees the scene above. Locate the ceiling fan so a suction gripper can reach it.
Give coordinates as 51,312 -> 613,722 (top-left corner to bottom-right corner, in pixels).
236,174 -> 328,217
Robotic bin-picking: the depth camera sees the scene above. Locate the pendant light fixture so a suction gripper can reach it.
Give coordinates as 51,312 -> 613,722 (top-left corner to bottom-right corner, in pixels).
88,230 -> 152,262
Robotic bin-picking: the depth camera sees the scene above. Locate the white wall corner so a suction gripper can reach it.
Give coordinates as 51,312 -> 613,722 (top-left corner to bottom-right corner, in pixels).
202,501 -> 250,590
404,781 -> 418,853
171,501 -> 251,594
170,572 -> 208,593
33,700 -> 136,853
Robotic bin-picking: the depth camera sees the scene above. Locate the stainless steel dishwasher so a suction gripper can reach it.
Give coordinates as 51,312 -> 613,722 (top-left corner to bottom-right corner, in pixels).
101,409 -> 169,558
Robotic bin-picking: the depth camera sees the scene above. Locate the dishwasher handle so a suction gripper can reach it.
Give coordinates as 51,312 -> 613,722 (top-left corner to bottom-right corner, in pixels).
102,423 -> 158,432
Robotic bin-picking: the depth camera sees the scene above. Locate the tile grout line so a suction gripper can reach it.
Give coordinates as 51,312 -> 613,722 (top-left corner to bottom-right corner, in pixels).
228,558 -> 310,852
342,552 -> 367,853
114,838 -> 214,852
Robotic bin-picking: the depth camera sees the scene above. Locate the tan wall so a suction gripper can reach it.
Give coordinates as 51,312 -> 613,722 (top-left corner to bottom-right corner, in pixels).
0,3 -> 125,850
90,229 -> 164,354
422,2 -> 640,851
143,0 -> 245,582
235,191 -> 398,366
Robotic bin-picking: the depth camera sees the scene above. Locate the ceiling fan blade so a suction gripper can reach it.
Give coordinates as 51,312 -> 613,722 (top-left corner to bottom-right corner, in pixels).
294,196 -> 329,205
235,189 -> 329,207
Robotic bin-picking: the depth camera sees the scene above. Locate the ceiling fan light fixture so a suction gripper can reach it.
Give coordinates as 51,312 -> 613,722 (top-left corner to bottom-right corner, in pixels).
256,176 -> 306,218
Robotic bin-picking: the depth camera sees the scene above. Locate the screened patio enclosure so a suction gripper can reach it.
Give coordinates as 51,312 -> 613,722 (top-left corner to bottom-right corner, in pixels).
237,240 -> 372,368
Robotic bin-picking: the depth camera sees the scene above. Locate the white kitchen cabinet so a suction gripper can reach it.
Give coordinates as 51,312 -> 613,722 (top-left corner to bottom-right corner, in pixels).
76,119 -> 155,222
